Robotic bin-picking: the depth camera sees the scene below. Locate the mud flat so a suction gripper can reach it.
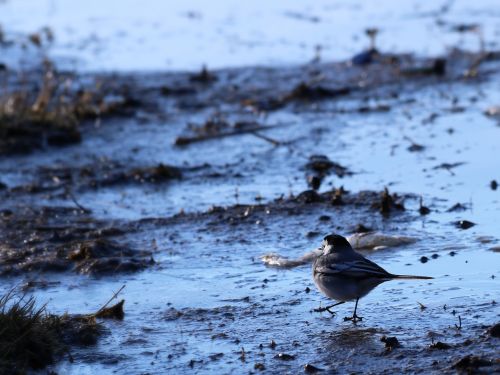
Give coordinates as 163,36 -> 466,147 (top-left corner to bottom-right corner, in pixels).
1,43 -> 499,373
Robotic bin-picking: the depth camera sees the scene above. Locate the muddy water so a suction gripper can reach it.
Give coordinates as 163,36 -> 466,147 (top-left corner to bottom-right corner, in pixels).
0,57 -> 499,373
1,2 -> 500,374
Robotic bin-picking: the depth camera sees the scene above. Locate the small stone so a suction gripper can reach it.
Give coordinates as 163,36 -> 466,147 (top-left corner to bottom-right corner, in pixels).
254,363 -> 265,371
274,353 -> 295,361
381,336 -> 400,351
488,322 -> 500,338
429,341 -> 451,350
304,363 -> 324,373
454,220 -> 475,230
420,256 -> 429,263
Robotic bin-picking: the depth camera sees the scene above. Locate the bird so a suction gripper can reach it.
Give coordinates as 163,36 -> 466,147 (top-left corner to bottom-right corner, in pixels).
312,234 -> 433,322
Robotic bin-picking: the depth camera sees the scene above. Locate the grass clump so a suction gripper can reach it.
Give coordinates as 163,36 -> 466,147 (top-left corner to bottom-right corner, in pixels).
0,291 -> 100,374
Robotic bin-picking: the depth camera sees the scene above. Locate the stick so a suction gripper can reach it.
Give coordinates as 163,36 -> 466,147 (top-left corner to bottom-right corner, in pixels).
94,284 -> 126,316
67,189 -> 92,214
251,132 -> 282,146
174,122 -> 294,146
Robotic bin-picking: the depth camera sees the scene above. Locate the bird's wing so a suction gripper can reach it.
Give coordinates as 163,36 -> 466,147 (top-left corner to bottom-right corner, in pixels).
315,257 -> 391,279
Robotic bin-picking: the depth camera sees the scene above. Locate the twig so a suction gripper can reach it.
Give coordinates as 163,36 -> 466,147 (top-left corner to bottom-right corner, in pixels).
251,132 -> 281,146
417,301 -> 427,310
174,122 -> 294,146
67,189 -> 92,213
93,284 -> 126,316
455,315 -> 462,330
464,51 -> 489,78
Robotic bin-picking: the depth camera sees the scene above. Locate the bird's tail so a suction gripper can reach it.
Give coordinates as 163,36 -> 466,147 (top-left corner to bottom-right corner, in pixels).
393,274 -> 433,280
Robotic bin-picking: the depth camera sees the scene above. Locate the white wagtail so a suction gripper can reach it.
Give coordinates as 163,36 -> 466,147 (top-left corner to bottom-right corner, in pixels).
313,234 -> 433,322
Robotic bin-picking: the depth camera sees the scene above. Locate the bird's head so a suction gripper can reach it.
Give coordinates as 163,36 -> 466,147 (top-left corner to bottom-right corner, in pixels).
321,234 -> 352,254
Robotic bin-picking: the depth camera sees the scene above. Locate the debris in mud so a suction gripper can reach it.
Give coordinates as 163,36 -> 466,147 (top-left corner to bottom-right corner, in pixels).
447,203 -> 469,212
254,363 -> 265,371
381,336 -> 400,352
208,353 -> 224,361
175,117 -> 284,146
304,363 -> 324,373
305,155 -> 350,177
429,341 -> 452,350
352,28 -> 380,65
285,82 -> 351,102
419,197 -> 431,215
433,162 -> 465,175
331,187 -> 345,206
0,64 -> 145,156
296,190 -> 322,204
307,175 -> 322,190
452,355 -> 496,372
352,48 -> 379,66
405,136 -> 425,152
160,85 -> 196,96
304,155 -> 350,192
124,163 -> 182,184
0,292 -> 102,373
0,207 -> 151,276
65,238 -> 150,275
352,224 -> 373,233
420,256 -> 429,263
484,105 -> 500,118
31,161 -> 182,191
372,187 -> 405,215
189,65 -> 217,83
274,353 -> 295,361
21,280 -> 61,291
454,220 -> 476,230
488,323 -> 500,338
407,142 -> 425,152
401,58 -> 446,76
95,300 -> 125,320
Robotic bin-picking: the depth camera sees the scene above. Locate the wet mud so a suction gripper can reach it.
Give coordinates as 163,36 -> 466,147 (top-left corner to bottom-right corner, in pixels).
0,33 -> 499,374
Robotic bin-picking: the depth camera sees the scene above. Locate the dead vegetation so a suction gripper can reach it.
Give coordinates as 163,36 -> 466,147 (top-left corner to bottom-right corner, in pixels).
0,291 -> 101,374
0,61 -> 143,155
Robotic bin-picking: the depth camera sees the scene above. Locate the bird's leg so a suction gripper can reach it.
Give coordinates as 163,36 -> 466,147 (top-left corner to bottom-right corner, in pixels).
344,298 -> 363,323
313,301 -> 345,315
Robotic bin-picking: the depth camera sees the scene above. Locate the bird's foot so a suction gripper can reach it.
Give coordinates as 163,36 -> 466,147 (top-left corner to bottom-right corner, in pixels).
313,305 -> 337,315
344,314 -> 363,323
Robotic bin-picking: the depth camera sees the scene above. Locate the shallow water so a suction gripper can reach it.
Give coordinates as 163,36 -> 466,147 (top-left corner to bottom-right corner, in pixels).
1,63 -> 499,373
1,2 -> 500,374
1,0 -> 500,71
